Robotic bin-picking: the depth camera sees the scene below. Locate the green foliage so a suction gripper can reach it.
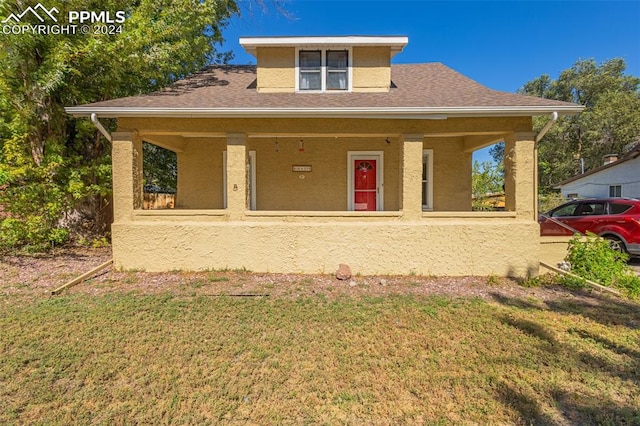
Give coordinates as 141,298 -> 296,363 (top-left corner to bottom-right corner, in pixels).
562,233 -> 640,298
143,142 -> 177,191
538,192 -> 567,214
471,160 -> 504,211
0,0 -> 241,251
519,58 -> 640,192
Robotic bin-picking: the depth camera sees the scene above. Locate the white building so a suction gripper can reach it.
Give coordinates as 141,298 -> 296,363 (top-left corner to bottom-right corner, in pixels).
555,145 -> 640,199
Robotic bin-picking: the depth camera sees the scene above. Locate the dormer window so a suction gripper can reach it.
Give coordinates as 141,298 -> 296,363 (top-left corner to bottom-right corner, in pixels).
297,48 -> 350,92
299,51 -> 322,90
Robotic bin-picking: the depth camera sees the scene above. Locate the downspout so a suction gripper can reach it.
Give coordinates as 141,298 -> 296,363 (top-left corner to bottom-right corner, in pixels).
535,111 -> 558,144
533,111 -> 559,219
91,113 -> 112,142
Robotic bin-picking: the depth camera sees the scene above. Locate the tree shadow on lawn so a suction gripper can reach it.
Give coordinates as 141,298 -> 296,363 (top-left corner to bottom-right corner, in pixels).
490,290 -> 640,425
490,289 -> 640,329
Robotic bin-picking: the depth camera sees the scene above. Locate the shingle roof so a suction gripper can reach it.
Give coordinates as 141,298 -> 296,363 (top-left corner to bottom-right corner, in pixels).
66,63 -> 583,117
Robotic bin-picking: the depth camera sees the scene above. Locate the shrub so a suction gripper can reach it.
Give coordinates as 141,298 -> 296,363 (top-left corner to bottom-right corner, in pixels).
562,232 -> 640,299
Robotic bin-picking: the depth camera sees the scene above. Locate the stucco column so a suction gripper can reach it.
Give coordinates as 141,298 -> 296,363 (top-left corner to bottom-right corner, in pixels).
132,133 -> 143,210
504,132 -> 536,220
400,134 -> 424,220
111,132 -> 139,222
226,133 -> 247,219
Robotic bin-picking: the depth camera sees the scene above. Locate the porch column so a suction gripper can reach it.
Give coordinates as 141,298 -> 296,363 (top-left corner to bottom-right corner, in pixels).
112,132 -> 142,222
132,133 -> 143,210
504,132 -> 536,220
226,133 -> 247,219
400,134 -> 424,220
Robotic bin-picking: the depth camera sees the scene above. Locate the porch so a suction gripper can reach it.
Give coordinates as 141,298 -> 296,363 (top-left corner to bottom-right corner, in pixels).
110,117 -> 539,277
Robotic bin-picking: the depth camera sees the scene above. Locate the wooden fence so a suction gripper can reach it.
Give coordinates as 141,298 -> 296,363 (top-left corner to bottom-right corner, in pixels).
143,193 -> 176,209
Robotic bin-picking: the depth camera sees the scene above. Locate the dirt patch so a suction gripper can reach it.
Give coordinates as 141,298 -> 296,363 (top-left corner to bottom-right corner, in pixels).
1,247 -> 621,306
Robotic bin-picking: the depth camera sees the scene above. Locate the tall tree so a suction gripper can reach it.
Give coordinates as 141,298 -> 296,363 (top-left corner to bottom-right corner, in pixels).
518,58 -> 640,192
0,0 -> 239,251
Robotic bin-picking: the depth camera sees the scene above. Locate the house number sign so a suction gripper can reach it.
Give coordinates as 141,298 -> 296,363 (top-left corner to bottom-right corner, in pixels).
292,165 -> 312,172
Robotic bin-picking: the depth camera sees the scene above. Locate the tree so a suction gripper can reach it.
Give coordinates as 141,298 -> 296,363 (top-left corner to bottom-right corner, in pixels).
0,0 -> 240,251
518,58 -> 640,192
143,142 -> 177,192
471,160 -> 504,211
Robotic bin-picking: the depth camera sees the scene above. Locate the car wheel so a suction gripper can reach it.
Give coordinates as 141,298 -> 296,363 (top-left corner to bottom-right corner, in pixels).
603,235 -> 627,254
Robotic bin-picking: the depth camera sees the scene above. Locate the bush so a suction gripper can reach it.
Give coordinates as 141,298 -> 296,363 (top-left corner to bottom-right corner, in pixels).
538,192 -> 567,214
562,232 -> 640,299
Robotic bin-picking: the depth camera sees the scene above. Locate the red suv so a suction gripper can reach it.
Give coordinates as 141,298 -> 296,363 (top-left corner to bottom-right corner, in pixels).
539,198 -> 640,256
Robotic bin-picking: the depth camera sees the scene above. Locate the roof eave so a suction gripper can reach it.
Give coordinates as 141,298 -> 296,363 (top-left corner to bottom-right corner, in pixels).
239,35 -> 409,57
65,105 -> 584,119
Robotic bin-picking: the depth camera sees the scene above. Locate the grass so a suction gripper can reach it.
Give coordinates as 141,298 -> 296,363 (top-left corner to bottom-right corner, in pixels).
1,290 -> 639,424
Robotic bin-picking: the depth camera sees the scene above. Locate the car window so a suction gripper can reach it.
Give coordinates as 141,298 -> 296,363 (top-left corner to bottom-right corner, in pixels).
576,202 -> 605,216
609,203 -> 633,214
551,203 -> 579,217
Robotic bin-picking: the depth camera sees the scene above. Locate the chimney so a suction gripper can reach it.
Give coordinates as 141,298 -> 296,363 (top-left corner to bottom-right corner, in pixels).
603,154 -> 618,165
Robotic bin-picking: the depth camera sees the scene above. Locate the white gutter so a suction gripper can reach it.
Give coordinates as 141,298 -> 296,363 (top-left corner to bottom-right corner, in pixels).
90,113 -> 112,142
66,105 -> 584,119
535,111 -> 559,143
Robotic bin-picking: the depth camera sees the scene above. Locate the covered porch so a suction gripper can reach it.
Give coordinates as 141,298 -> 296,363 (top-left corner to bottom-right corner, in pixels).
110,116 -> 540,277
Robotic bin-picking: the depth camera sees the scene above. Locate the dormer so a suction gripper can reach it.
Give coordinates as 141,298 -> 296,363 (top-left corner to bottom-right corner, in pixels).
239,36 -> 408,93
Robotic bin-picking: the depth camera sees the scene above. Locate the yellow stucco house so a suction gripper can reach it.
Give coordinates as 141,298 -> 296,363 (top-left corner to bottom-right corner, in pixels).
66,36 -> 583,277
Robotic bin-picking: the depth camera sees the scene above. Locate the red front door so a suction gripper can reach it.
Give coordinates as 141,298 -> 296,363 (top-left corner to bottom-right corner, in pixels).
353,159 -> 377,211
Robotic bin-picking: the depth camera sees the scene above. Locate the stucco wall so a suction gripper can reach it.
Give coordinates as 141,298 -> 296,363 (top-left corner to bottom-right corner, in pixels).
252,45 -> 394,93
112,217 -> 540,277
152,135 -> 474,212
352,46 -> 391,92
114,117 -> 537,277
176,137 -> 226,209
248,137 -> 400,211
426,137 -> 472,211
256,47 -> 295,93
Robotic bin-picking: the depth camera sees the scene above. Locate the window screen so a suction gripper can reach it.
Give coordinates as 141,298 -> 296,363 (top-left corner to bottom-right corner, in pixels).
326,50 -> 348,90
299,51 -> 321,90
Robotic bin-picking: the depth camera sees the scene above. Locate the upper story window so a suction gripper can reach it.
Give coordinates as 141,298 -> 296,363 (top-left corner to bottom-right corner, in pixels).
299,50 -> 322,90
297,48 -> 350,92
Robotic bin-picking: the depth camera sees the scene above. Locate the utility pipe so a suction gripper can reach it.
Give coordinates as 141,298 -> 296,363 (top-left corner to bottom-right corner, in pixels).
91,113 -> 112,142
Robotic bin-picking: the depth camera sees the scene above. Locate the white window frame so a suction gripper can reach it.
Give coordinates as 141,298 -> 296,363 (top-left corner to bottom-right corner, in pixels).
422,149 -> 433,211
347,151 -> 384,211
609,185 -> 622,198
295,46 -> 353,92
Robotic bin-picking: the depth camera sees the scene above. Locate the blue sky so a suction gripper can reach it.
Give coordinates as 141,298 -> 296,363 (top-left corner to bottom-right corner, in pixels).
222,0 -> 640,163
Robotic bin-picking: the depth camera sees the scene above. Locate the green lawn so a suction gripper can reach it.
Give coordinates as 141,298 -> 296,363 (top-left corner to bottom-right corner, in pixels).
1,290 -> 639,424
